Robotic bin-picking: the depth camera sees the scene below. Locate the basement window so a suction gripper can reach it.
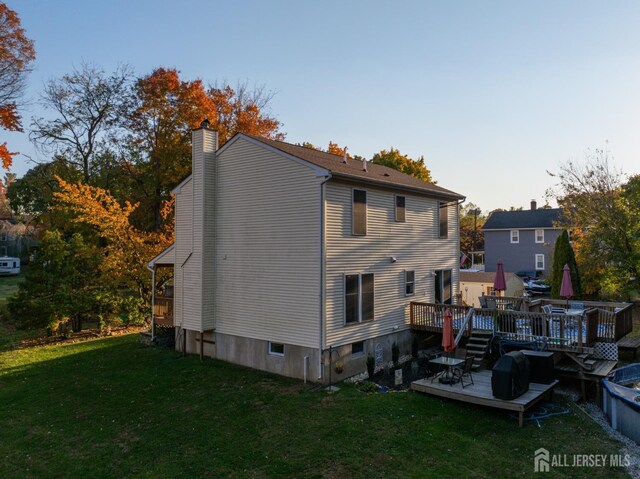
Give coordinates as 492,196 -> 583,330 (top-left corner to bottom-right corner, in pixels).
352,341 -> 365,356
268,342 -> 285,356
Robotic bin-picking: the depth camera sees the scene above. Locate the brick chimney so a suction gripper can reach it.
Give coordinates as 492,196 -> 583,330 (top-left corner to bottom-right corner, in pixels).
530,199 -> 537,211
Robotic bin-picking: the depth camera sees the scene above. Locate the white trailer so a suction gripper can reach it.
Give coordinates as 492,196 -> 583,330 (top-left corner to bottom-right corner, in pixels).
0,257 -> 20,275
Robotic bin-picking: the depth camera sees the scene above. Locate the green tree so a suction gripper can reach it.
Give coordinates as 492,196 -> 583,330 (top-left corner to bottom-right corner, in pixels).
549,149 -> 639,298
370,148 -> 434,183
550,230 -> 582,299
459,203 -> 485,260
8,230 -> 103,332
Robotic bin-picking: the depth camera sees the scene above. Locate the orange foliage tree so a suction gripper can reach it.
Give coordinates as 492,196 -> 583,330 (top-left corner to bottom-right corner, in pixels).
125,68 -> 283,230
53,176 -> 174,299
0,3 -> 35,169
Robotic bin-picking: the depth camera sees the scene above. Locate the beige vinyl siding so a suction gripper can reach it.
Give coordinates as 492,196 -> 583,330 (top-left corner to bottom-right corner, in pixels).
214,137 -> 322,348
174,178 -> 193,328
324,181 -> 459,348
201,131 -> 217,331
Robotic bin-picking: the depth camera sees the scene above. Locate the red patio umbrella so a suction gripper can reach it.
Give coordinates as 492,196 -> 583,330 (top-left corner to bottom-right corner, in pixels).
560,263 -> 574,307
442,308 -> 455,354
493,260 -> 507,296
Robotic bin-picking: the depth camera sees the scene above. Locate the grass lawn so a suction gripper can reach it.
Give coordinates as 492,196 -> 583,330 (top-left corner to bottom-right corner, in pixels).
0,334 -> 630,479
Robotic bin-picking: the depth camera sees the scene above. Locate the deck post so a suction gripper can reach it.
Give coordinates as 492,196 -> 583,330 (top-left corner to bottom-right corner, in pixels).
200,331 -> 204,362
518,411 -> 524,428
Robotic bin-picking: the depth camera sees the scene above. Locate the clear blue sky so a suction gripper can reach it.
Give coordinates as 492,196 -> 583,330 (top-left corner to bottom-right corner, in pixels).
6,0 -> 640,211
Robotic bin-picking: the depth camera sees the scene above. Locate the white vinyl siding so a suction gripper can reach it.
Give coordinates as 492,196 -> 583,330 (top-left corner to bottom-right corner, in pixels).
214,138 -> 322,348
325,181 -> 459,347
174,178 -> 194,328
535,229 -> 544,243
511,230 -> 519,243
535,254 -> 545,271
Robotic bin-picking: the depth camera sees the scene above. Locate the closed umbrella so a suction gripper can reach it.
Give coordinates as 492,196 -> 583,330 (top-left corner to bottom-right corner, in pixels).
560,263 -> 574,307
442,308 -> 455,354
493,260 -> 507,296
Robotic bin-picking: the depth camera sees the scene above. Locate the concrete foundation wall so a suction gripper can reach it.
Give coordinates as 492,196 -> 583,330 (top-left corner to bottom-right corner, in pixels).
322,329 -> 414,381
176,328 -> 414,384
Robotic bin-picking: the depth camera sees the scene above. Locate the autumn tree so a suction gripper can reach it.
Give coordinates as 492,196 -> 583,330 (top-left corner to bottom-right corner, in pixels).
125,68 -> 283,230
548,149 -> 639,298
7,157 -> 81,225
30,63 -> 131,182
371,148 -> 434,183
550,230 -> 582,299
53,176 -> 174,299
0,3 -> 35,169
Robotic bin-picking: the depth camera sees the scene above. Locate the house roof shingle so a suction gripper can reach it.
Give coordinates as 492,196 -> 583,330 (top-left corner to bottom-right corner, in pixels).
482,208 -> 563,230
244,135 -> 465,201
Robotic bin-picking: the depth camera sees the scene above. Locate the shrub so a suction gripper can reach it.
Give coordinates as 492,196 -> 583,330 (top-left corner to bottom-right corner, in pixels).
392,342 -> 400,366
366,355 -> 375,379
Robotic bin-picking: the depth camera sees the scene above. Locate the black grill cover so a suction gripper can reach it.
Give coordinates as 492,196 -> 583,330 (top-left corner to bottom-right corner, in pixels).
492,351 -> 530,400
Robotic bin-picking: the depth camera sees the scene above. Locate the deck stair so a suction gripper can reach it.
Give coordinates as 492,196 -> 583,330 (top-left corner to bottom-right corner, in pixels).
466,330 -> 493,370
566,352 -> 596,371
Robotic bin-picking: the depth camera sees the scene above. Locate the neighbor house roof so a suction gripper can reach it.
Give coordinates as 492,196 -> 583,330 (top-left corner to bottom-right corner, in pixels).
240,134 -> 465,201
460,271 -> 519,283
482,208 -> 563,230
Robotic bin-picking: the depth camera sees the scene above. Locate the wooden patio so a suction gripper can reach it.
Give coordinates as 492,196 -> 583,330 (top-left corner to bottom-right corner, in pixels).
411,370 -> 559,427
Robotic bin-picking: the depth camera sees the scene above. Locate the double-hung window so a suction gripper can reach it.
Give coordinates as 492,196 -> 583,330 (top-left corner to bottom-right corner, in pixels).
395,195 -> 406,222
345,273 -> 374,323
535,229 -> 544,243
352,189 -> 367,236
535,254 -> 545,271
510,230 -> 519,243
405,270 -> 415,296
438,202 -> 448,238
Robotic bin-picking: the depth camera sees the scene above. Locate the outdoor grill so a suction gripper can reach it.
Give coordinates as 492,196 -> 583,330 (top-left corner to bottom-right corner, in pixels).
491,351 -> 530,400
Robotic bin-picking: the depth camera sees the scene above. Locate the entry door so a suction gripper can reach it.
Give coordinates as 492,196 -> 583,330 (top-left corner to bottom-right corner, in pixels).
434,269 -> 452,304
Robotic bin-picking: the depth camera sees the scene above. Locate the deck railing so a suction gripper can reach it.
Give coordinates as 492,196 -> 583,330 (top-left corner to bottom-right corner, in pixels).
409,300 -> 631,352
153,296 -> 173,326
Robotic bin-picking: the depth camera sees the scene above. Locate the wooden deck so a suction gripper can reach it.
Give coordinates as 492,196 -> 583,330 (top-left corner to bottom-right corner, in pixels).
411,370 -> 558,427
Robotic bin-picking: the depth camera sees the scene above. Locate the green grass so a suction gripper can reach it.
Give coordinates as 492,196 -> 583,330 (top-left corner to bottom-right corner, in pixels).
0,270 -> 23,307
0,334 -> 629,479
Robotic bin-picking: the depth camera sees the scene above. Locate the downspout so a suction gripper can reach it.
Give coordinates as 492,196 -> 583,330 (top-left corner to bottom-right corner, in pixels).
146,263 -> 156,341
318,173 -> 332,380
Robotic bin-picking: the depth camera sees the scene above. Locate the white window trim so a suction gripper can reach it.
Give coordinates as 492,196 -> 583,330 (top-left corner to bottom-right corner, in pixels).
352,188 -> 367,236
535,229 -> 544,243
535,254 -> 545,271
351,341 -> 365,356
438,202 -> 448,239
344,273 -> 375,325
395,195 -> 405,222
404,270 -> 415,297
268,342 -> 285,357
510,230 -> 519,243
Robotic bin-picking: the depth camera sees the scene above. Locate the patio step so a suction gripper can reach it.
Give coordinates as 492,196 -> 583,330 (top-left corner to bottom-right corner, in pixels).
466,330 -> 493,370
566,352 -> 596,371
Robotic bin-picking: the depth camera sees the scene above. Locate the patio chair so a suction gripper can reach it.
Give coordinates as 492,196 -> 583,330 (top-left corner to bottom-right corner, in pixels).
511,298 -> 524,312
479,296 -> 488,308
569,302 -> 585,312
542,304 -> 553,315
486,298 -> 497,310
453,356 -> 475,388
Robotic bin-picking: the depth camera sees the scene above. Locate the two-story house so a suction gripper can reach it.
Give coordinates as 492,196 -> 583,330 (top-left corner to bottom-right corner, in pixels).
482,201 -> 563,277
148,123 -> 464,381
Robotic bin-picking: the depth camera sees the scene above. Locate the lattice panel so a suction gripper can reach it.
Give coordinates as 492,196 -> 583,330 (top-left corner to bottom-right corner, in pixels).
593,342 -> 618,361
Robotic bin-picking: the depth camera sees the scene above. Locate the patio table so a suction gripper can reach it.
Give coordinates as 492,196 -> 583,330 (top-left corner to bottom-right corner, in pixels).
429,356 -> 465,385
